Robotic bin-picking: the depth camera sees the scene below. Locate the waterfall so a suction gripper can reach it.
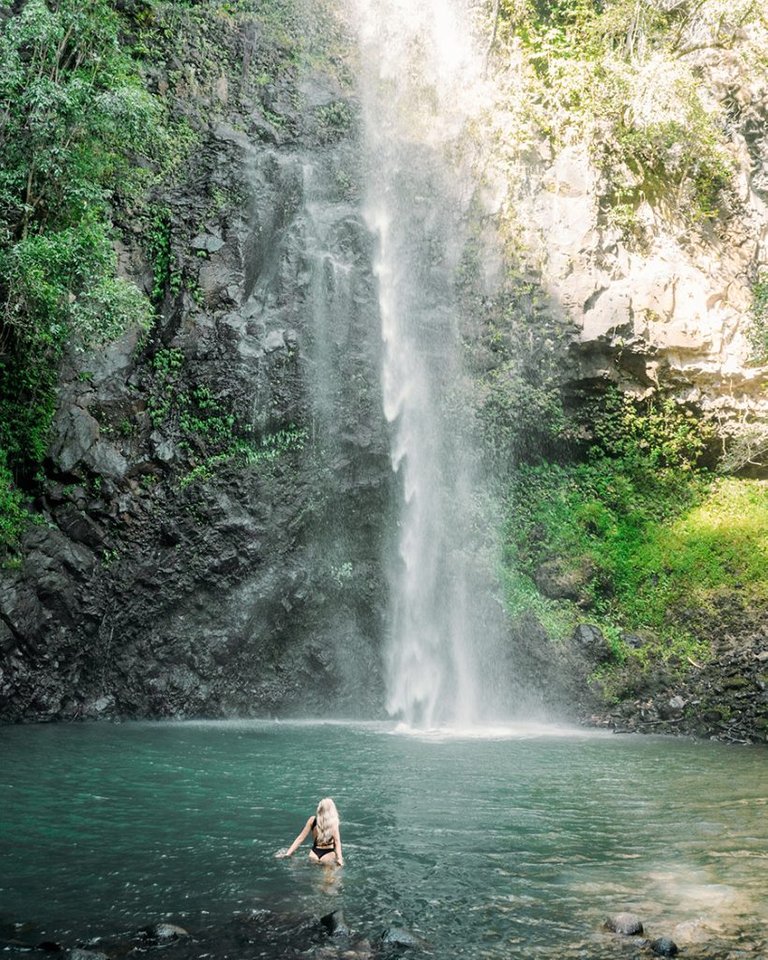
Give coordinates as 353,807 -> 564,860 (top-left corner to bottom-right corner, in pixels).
350,0 -> 502,727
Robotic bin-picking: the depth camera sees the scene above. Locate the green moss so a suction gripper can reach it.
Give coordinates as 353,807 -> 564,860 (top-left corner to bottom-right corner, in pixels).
491,0 -> 759,230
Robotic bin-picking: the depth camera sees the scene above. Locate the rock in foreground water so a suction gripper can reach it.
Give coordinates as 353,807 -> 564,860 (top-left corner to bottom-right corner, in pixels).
604,913 -> 644,936
139,923 -> 189,943
381,926 -> 420,947
320,910 -> 350,938
650,936 -> 679,957
69,949 -> 107,960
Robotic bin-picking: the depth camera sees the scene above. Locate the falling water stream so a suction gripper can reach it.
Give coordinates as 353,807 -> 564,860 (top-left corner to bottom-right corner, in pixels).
352,0 -> 500,727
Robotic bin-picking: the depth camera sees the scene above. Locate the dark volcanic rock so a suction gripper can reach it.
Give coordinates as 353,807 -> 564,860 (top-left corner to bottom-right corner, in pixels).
0,12 -> 391,723
572,624 -> 613,664
587,594 -> 768,744
320,910 -> 350,939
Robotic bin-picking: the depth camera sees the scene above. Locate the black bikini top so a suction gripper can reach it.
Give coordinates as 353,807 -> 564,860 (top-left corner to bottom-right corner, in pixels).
311,817 -> 334,849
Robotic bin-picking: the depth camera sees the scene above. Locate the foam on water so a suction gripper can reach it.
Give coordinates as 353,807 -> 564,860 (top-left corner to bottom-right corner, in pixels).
390,720 -> 614,741
146,717 -> 612,741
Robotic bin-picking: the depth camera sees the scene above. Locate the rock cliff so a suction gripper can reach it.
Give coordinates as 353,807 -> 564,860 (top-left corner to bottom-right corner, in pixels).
496,29 -> 768,461
2,2 -> 768,737
0,6 -> 392,721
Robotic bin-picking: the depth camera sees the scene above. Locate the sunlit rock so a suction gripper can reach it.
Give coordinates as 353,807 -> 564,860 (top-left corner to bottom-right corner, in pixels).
604,913 -> 644,936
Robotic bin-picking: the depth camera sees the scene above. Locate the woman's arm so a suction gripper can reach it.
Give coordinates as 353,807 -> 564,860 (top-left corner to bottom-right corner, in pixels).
333,826 -> 344,866
276,816 -> 314,858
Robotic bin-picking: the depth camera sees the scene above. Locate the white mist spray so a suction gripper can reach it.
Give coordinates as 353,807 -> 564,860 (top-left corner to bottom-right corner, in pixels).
351,0 -> 501,727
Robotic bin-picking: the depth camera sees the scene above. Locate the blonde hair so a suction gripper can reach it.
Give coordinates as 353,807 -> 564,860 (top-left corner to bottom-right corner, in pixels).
314,797 -> 339,846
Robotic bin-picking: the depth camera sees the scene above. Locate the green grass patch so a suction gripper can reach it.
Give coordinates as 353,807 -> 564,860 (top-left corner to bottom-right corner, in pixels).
505,453 -> 768,666
658,478 -> 768,594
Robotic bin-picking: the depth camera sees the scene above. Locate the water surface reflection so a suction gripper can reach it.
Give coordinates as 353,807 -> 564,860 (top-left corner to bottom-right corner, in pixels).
1,721 -> 766,958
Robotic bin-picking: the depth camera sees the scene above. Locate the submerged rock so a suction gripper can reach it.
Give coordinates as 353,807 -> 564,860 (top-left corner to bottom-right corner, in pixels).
138,923 -> 189,943
69,949 -> 108,960
604,913 -> 644,936
380,926 -> 420,947
320,910 -> 350,938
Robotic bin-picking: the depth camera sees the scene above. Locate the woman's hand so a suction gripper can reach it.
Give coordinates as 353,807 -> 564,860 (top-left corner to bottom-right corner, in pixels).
274,848 -> 290,859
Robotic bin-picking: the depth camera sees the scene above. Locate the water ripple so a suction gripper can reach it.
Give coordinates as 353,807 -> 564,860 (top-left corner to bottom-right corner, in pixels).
1,720 -> 766,958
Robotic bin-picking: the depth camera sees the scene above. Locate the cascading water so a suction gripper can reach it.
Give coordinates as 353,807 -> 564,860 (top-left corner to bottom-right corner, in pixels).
351,0 -> 503,727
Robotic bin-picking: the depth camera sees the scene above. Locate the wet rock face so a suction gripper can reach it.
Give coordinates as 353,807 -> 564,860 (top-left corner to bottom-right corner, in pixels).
507,48 -> 768,455
0,17 -> 392,722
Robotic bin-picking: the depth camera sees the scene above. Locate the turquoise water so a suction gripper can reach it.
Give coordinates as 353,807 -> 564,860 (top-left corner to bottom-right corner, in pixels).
1,721 -> 767,957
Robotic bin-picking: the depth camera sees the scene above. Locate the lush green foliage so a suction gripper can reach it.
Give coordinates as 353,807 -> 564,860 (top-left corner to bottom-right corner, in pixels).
0,448 -> 32,555
501,391 -> 727,661
148,348 -> 306,490
149,348 -> 238,453
142,209 -> 182,304
178,426 -> 307,490
0,0 -> 163,238
0,0 -> 339,554
480,1 -> 768,676
0,0 -> 170,515
492,0 -> 766,229
132,0 -> 349,127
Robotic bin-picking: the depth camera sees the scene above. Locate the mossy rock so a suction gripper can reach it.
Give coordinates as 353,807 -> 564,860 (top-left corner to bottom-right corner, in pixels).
720,675 -> 751,689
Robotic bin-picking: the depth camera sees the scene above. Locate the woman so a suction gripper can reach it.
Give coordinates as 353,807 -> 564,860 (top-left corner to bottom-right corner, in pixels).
276,797 -> 344,866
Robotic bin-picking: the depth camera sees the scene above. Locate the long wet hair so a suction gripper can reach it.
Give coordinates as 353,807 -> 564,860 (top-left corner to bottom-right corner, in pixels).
314,797 -> 339,846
